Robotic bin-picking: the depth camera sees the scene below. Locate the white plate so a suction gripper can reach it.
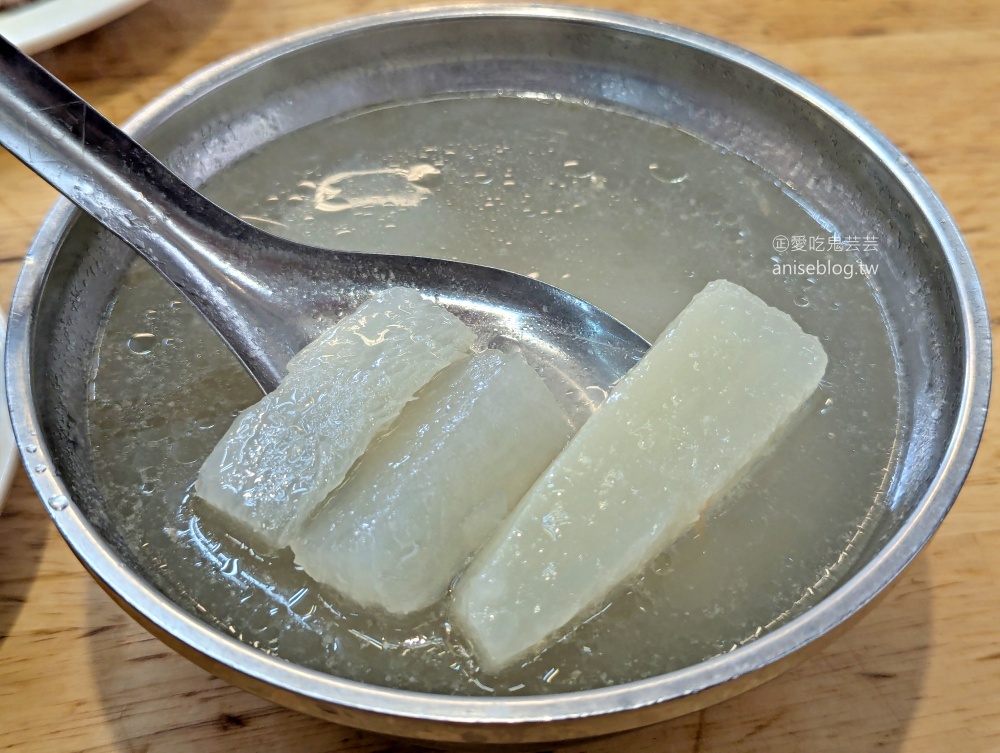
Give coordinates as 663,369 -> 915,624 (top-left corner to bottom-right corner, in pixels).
0,0 -> 149,54
0,310 -> 18,514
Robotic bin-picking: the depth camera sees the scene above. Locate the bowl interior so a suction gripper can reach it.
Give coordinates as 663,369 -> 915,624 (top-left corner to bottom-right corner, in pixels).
14,7 -> 983,737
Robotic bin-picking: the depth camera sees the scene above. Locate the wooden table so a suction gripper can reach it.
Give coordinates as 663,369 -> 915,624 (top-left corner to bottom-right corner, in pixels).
1,0 -> 997,750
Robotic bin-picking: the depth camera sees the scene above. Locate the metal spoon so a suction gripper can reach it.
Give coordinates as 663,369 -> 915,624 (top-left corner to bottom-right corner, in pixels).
0,36 -> 648,418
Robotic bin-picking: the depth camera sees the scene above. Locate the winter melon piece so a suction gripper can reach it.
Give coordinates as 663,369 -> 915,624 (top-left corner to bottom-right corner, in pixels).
452,279 -> 828,671
293,349 -> 570,615
194,287 -> 475,549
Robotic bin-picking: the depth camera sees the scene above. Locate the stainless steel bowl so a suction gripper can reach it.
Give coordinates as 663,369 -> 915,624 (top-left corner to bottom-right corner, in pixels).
6,5 -> 990,746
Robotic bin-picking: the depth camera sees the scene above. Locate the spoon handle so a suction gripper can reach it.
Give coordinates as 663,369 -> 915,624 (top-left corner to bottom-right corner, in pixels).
0,35 -> 291,391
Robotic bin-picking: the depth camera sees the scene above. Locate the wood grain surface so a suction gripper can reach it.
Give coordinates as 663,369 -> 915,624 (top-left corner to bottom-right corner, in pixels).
0,0 -> 997,750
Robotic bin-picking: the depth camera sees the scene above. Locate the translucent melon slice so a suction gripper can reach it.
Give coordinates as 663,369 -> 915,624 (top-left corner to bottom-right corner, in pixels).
452,279 -> 828,671
293,350 -> 571,615
194,287 -> 475,549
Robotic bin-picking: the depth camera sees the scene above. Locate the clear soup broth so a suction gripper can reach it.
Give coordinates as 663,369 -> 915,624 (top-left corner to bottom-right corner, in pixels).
88,95 -> 899,695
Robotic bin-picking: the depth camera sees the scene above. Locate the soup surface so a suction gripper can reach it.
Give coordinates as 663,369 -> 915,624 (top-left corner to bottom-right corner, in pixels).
88,94 -> 900,695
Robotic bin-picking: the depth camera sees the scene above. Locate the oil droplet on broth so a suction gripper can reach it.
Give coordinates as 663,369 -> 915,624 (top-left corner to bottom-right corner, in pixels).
86,94 -> 899,698
126,332 -> 156,355
649,161 -> 689,184
563,159 -> 595,179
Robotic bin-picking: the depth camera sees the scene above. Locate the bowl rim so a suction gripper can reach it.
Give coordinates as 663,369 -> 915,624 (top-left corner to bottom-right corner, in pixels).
5,2 -> 991,728
0,309 -> 21,516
